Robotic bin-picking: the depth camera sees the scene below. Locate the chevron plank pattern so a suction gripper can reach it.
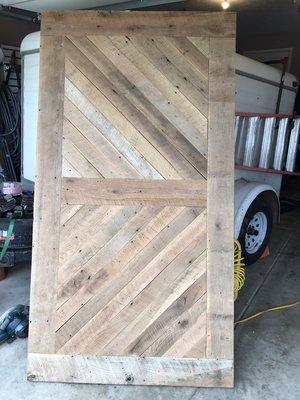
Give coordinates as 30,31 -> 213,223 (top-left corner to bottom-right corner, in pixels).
55,34 -> 210,358
28,11 -> 235,387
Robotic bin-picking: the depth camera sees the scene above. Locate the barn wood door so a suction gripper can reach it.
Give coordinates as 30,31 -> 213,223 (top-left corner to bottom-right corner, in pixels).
28,11 -> 236,387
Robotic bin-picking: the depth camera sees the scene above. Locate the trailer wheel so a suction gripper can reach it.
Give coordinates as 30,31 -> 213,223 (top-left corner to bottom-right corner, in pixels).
238,193 -> 273,266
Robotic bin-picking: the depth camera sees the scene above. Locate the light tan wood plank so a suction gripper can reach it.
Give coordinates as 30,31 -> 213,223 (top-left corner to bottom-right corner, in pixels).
65,59 -> 180,179
129,36 -> 208,117
62,158 -> 81,178
55,208 -> 202,349
56,206 -> 182,318
59,206 -> 136,280
62,178 -> 206,207
168,37 -> 209,78
59,206 -> 113,268
56,205 -> 162,309
41,11 -> 236,38
62,135 -> 103,178
206,37 -> 235,360
89,35 -> 208,157
64,97 -> 141,178
109,36 -> 208,152
187,36 -> 210,57
28,353 -> 234,387
125,276 -> 206,356
65,78 -> 163,179
143,294 -> 207,358
150,36 -> 208,95
69,35 -> 207,178
28,35 -> 65,354
163,309 -> 206,358
101,243 -> 207,356
65,38 -> 201,179
64,119 -> 124,179
60,204 -> 82,226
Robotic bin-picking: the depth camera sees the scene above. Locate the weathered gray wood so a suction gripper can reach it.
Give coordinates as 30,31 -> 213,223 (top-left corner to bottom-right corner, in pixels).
28,35 -> 65,354
41,11 -> 236,38
28,10 -> 235,388
28,354 -> 233,387
206,36 -> 235,359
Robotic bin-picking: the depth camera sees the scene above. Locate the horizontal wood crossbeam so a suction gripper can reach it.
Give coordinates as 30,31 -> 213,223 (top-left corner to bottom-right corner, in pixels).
28,354 -> 233,387
41,11 -> 236,38
62,178 -> 206,207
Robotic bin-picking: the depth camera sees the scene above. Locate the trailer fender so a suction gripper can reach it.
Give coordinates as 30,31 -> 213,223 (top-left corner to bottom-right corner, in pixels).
234,179 -> 279,238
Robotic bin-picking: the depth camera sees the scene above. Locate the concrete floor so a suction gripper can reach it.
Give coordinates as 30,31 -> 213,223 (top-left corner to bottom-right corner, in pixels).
1,204 -> 299,399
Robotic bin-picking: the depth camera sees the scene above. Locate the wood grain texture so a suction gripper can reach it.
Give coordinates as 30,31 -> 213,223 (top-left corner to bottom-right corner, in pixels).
206,37 -> 235,359
28,353 -> 233,387
62,178 -> 206,206
28,10 -> 236,388
28,35 -> 65,354
41,11 -> 236,38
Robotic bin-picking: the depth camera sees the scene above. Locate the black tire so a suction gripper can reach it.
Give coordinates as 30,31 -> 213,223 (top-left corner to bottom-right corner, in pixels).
238,193 -> 273,266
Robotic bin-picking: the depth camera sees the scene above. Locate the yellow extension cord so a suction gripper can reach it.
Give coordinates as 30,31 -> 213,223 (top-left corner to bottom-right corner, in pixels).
234,239 -> 300,325
235,300 -> 300,325
234,240 -> 245,301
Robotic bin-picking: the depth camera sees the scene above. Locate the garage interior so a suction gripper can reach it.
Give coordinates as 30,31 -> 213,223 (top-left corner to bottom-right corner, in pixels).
0,0 -> 299,399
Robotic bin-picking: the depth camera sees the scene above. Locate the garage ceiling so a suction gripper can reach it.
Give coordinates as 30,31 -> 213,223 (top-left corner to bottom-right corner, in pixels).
0,0 -> 181,11
149,0 -> 300,36
1,0 -> 300,36
0,0 -> 128,11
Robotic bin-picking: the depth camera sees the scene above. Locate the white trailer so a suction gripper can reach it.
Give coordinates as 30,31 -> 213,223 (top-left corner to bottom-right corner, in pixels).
20,32 -> 299,265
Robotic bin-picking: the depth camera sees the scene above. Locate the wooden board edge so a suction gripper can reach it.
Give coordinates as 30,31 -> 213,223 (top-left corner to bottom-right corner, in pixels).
206,34 -> 236,360
27,353 -> 234,387
40,11 -> 236,38
27,35 -> 65,354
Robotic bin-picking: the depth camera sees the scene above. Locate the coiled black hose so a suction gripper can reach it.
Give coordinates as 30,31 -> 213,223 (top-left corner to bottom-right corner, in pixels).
0,83 -> 21,180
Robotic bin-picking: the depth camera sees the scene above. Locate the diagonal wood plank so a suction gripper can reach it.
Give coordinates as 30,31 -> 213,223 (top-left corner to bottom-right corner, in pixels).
59,206 -> 139,280
65,59 -> 181,180
65,38 -> 202,180
65,78 -> 163,179
69,35 -> 207,177
109,35 -> 208,150
64,98 -> 141,178
143,295 -> 207,357
128,36 -> 208,117
62,135 -> 103,178
168,37 -> 209,78
55,208 -> 205,351
64,118 -> 126,179
125,275 -> 206,356
100,242 -> 207,356
56,205 -> 183,315
149,36 -> 208,96
56,205 -> 163,308
88,35 -> 208,157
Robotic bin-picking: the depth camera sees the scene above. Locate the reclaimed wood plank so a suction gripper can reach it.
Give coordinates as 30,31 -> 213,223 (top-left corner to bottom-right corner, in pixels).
41,11 -> 236,38
28,353 -> 234,387
206,36 -> 235,360
62,178 -> 206,207
28,35 -> 65,354
69,35 -> 207,177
